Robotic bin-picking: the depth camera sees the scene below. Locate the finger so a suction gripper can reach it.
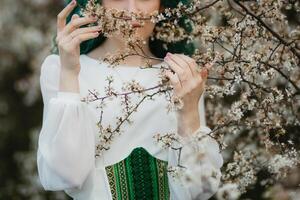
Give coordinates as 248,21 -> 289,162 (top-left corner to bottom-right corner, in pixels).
57,0 -> 77,32
61,14 -> 79,42
71,32 -> 100,46
71,13 -> 80,21
200,68 -> 209,81
166,53 -> 186,71
205,57 -> 218,70
164,55 -> 185,80
203,64 -> 211,78
170,53 -> 194,77
64,26 -> 101,43
201,58 -> 217,79
176,54 -> 198,77
63,16 -> 98,35
63,14 -> 80,41
164,69 -> 182,91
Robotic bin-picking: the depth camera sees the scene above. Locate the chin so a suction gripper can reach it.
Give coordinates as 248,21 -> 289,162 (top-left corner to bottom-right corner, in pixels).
135,27 -> 155,40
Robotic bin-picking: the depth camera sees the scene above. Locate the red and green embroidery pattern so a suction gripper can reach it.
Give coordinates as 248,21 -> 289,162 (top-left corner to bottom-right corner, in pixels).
105,147 -> 170,200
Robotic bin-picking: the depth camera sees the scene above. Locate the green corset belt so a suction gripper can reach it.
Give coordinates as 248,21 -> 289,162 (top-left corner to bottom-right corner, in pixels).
105,147 -> 170,200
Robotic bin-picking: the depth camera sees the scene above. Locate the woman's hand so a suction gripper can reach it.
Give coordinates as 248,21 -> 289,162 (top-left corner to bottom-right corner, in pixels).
163,52 -> 215,136
56,0 -> 101,76
163,52 -> 214,113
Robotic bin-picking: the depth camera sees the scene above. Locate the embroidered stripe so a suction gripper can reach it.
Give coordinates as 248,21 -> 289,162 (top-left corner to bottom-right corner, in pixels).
105,147 -> 170,200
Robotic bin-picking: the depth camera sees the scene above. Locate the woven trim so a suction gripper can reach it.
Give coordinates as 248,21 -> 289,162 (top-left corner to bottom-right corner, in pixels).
105,147 -> 170,200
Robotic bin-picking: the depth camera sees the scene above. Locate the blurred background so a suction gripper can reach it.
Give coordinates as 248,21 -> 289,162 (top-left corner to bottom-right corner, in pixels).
0,0 -> 70,199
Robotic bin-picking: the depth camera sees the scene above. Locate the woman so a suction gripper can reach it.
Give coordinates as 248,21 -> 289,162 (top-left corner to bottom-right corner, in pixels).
37,0 -> 224,199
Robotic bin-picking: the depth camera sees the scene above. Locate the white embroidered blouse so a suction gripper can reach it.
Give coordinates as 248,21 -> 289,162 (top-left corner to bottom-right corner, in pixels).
37,54 -> 223,200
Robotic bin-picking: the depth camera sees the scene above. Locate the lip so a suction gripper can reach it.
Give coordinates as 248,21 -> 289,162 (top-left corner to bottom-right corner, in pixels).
131,22 -> 142,28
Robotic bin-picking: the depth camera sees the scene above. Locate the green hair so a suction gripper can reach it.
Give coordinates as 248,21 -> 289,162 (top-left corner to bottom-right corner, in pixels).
52,0 -> 196,58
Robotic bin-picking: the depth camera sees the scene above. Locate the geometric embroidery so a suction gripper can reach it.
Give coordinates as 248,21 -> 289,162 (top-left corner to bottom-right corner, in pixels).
105,147 -> 170,200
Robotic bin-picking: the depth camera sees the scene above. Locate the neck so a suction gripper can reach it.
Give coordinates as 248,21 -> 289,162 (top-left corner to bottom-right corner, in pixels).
89,36 -> 161,67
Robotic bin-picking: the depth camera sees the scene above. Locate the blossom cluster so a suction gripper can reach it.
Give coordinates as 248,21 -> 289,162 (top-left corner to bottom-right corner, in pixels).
78,0 -> 300,199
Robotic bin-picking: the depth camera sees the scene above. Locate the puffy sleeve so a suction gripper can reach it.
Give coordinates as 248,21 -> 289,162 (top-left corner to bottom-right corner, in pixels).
37,54 -> 96,191
168,93 -> 223,200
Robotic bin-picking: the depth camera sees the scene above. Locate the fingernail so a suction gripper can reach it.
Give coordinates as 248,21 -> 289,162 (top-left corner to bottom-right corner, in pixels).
71,0 -> 76,5
201,70 -> 207,77
167,52 -> 171,56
